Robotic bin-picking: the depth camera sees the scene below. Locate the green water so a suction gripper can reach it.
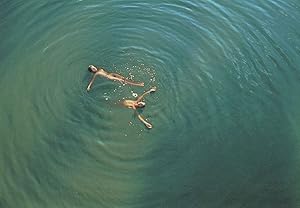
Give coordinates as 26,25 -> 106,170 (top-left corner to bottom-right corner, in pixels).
1,0 -> 300,207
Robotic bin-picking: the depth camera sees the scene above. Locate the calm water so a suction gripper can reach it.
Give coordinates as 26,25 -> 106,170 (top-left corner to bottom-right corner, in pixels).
1,0 -> 300,207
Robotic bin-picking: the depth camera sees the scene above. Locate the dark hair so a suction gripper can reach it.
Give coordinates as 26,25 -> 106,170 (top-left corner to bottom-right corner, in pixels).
88,66 -> 96,73
137,102 -> 146,108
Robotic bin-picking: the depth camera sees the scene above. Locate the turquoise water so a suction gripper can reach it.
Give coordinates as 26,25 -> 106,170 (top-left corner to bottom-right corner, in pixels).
1,0 -> 300,207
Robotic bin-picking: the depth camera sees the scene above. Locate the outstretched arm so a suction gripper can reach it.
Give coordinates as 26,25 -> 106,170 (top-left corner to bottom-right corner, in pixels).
136,86 -> 156,102
136,112 -> 153,129
87,73 -> 97,91
108,73 -> 144,87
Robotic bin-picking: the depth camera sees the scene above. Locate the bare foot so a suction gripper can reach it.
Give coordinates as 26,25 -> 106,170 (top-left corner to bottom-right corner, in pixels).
145,123 -> 153,129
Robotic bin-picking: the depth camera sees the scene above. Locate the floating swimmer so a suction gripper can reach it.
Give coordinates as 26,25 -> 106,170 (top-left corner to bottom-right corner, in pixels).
87,65 -> 144,91
122,86 -> 156,129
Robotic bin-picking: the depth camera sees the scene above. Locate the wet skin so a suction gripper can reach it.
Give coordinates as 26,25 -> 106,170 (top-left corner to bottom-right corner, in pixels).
86,65 -> 144,91
122,86 -> 156,129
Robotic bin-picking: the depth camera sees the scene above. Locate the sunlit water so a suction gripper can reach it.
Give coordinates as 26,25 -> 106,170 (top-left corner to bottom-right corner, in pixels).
1,0 -> 300,207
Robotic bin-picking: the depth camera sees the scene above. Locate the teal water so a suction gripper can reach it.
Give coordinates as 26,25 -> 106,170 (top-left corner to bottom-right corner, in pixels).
1,0 -> 300,207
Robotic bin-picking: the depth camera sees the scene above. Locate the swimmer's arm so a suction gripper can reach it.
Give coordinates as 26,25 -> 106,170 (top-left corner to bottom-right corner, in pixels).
87,73 -> 97,91
136,87 -> 157,102
135,111 -> 152,129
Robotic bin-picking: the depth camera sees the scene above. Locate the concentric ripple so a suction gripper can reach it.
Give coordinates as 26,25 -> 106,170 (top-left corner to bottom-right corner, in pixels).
0,0 -> 300,207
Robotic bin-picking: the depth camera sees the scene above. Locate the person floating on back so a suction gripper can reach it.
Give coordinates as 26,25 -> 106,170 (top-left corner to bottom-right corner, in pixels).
122,86 -> 156,129
87,65 -> 144,91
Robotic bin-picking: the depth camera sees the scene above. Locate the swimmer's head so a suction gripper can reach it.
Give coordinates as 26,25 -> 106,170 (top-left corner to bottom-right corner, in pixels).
88,65 -> 98,73
135,101 -> 146,108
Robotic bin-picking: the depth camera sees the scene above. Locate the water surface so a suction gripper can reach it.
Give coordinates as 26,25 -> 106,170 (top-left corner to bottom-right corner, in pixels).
1,0 -> 300,207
